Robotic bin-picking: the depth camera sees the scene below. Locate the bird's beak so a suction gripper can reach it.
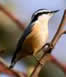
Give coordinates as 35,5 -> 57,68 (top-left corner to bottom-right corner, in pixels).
50,10 -> 59,13
48,10 -> 59,19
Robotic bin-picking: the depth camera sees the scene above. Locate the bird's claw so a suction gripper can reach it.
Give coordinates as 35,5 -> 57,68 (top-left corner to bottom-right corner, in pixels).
43,43 -> 54,49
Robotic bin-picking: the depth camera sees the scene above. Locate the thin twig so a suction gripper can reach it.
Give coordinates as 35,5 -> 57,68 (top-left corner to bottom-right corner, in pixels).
51,10 -> 66,47
62,30 -> 66,34
30,9 -> 66,77
30,54 -> 51,77
0,4 -> 26,30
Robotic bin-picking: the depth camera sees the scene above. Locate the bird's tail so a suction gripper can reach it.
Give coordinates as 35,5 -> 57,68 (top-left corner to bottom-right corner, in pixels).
9,53 -> 16,69
9,61 -> 16,69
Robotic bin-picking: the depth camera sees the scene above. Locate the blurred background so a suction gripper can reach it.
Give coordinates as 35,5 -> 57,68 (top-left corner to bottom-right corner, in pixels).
0,0 -> 66,77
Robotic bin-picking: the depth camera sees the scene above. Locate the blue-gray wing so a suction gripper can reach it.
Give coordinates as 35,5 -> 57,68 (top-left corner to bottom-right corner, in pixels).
11,22 -> 34,63
16,22 -> 34,51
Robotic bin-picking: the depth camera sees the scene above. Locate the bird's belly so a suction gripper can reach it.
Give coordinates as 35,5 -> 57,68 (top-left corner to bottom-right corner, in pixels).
22,31 -> 48,55
31,32 -> 48,54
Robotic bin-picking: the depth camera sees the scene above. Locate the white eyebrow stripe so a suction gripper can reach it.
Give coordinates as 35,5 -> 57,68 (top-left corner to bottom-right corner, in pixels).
34,10 -> 50,15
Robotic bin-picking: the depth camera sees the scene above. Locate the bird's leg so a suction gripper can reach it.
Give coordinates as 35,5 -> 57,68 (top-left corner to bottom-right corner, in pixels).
37,43 -> 54,54
42,43 -> 54,54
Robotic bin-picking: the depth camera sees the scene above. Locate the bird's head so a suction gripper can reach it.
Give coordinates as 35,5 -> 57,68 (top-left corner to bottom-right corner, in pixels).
31,9 -> 59,23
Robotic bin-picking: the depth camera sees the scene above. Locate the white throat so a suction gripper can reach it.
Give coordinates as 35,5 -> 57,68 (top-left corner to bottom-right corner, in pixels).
37,14 -> 50,30
38,14 -> 51,23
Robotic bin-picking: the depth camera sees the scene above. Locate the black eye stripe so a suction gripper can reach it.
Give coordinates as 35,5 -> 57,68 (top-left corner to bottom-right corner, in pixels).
33,12 -> 49,17
31,12 -> 49,22
31,9 -> 59,22
32,11 -> 50,19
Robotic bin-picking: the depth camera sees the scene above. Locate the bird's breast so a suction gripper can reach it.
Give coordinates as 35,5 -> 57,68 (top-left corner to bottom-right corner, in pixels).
22,22 -> 48,55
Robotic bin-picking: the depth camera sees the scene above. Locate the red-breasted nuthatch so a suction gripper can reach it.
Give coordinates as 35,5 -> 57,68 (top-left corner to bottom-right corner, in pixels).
9,9 -> 59,68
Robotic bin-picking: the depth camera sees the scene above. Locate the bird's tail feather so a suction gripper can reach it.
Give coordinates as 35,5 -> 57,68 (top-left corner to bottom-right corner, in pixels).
9,53 -> 16,69
9,61 -> 15,69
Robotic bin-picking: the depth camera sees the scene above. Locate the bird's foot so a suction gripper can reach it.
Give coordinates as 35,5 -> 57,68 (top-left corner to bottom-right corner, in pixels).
43,43 -> 54,49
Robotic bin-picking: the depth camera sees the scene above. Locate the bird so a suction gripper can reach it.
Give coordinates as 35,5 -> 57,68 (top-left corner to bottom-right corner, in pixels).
9,9 -> 59,68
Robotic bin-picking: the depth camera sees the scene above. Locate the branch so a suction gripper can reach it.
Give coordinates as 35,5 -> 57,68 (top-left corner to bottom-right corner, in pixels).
30,54 -> 52,77
0,58 -> 27,77
30,9 -> 66,77
51,9 -> 66,47
0,4 -> 26,30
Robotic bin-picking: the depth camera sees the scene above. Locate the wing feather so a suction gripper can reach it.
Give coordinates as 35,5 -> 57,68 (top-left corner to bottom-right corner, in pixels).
11,22 -> 34,63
